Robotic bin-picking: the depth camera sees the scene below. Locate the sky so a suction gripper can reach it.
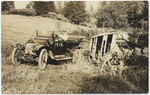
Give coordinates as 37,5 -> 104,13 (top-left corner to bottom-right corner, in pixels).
14,1 -> 100,12
14,1 -> 29,9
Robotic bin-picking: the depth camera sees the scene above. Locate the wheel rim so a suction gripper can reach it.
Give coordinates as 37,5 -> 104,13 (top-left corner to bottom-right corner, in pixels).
41,51 -> 47,67
12,48 -> 22,65
39,49 -> 48,69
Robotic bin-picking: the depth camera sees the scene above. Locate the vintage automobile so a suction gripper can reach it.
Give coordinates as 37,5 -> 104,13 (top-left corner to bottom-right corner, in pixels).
89,32 -> 136,76
12,30 -> 85,69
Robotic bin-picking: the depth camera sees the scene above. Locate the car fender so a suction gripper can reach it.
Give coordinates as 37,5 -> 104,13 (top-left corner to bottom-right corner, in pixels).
35,45 -> 50,51
13,42 -> 24,49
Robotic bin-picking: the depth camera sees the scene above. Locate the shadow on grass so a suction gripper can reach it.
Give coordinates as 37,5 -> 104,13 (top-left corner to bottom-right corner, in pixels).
81,75 -> 148,94
81,55 -> 148,94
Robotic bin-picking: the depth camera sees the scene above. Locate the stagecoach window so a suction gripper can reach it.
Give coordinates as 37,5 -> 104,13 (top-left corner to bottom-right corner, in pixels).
102,41 -> 105,57
95,36 -> 103,59
91,38 -> 94,52
105,34 -> 113,53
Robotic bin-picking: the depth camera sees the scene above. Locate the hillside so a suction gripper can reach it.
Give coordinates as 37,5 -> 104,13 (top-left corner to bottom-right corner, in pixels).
1,14 -> 148,94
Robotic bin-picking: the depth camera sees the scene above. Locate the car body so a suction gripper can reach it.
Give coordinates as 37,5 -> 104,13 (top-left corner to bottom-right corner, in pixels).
12,30 -> 85,69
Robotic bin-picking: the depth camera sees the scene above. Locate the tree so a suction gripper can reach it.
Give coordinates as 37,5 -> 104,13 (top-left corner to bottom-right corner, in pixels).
2,1 -> 14,11
48,1 -> 55,12
96,2 -> 129,29
63,1 -> 88,25
33,1 -> 55,15
89,5 -> 94,17
57,1 -> 63,14
96,1 -> 148,30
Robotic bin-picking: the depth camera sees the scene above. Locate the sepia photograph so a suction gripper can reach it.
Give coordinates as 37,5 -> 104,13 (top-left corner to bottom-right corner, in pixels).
1,1 -> 149,94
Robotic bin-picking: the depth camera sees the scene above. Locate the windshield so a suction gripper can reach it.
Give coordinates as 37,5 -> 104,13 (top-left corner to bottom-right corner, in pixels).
37,30 -> 54,37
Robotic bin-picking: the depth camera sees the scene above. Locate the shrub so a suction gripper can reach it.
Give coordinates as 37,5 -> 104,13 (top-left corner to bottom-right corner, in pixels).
9,9 -> 37,16
41,12 -> 70,23
33,1 -> 55,15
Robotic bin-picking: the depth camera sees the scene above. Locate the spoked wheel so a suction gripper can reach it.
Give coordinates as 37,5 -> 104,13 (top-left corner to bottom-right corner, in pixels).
101,56 -> 124,76
12,48 -> 23,65
38,49 -> 48,70
72,49 -> 81,63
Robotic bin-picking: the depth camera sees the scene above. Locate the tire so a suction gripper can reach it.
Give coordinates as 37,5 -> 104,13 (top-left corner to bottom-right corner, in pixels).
38,49 -> 48,70
11,48 -> 22,66
72,49 -> 81,63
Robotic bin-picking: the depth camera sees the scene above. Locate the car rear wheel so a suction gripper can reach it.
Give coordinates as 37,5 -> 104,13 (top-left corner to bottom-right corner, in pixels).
11,48 -> 22,65
72,49 -> 81,63
38,49 -> 48,70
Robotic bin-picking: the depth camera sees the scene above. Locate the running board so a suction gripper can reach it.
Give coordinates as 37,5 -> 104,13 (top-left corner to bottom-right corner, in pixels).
55,57 -> 73,61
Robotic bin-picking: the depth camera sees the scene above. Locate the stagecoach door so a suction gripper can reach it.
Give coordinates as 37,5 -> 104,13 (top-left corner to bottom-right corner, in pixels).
105,34 -> 113,53
95,36 -> 103,60
100,35 -> 107,57
101,34 -> 113,57
90,37 -> 98,59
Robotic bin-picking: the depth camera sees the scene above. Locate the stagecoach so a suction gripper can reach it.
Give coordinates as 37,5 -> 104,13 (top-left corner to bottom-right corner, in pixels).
89,32 -> 135,76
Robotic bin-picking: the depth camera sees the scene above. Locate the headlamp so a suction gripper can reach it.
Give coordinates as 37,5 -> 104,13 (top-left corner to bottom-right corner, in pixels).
31,44 -> 36,49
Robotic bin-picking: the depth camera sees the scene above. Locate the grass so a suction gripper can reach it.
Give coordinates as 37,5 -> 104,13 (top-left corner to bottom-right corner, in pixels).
1,14 -> 148,94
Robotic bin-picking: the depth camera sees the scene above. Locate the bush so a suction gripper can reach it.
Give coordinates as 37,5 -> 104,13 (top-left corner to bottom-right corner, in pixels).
9,9 -> 37,16
41,12 -> 70,23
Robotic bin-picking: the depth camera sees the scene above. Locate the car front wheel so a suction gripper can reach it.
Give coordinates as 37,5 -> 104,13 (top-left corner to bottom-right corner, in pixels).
11,48 -> 22,65
38,49 -> 48,70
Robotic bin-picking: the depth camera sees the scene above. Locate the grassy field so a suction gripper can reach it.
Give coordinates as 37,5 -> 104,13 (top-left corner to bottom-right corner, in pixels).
1,14 -> 148,94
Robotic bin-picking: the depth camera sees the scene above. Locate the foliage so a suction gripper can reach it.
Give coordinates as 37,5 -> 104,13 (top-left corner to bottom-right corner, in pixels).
1,1 -> 14,11
41,12 -> 70,23
9,9 -> 37,16
33,1 -> 55,15
96,1 -> 148,31
63,1 -> 88,25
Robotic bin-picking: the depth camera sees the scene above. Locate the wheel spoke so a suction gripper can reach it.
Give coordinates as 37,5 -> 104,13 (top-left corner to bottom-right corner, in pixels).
101,56 -> 125,76
38,49 -> 48,69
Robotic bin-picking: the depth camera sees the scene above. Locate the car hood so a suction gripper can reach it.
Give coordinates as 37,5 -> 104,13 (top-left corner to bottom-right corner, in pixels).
27,39 -> 49,46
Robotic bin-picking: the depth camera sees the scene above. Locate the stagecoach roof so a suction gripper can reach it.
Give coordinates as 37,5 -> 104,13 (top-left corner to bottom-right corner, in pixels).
91,32 -> 115,38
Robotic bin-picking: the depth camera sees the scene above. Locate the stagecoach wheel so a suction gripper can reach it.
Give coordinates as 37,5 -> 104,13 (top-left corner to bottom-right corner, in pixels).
72,49 -> 81,63
12,48 -> 22,65
101,57 -> 124,76
38,49 -> 48,70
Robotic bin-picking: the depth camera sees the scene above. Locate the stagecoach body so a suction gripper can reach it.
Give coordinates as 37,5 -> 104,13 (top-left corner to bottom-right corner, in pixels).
89,32 -> 135,76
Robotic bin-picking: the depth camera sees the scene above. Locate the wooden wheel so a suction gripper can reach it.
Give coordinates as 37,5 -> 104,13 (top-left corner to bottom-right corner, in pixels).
101,56 -> 124,76
38,49 -> 48,69
11,48 -> 23,65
